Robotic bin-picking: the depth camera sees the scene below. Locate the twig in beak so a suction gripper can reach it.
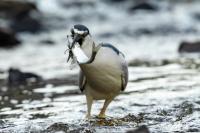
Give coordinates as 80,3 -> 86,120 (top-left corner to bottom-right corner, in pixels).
65,35 -> 74,62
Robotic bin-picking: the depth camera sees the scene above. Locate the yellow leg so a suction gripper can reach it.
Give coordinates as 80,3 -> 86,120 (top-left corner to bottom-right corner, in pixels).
85,95 -> 93,119
98,98 -> 113,118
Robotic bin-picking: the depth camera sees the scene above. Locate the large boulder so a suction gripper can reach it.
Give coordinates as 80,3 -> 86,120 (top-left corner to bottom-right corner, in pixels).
104,0 -> 126,3
129,2 -> 158,12
10,11 -> 42,33
126,125 -> 150,133
58,0 -> 95,8
7,68 -> 42,87
0,0 -> 43,33
0,27 -> 20,48
0,0 -> 37,17
178,41 -> 200,53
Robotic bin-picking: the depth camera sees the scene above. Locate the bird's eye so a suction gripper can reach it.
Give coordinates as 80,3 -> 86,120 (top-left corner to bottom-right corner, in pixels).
83,31 -> 89,37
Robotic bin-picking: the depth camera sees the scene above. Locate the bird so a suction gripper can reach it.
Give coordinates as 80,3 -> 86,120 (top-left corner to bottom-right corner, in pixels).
68,24 -> 128,118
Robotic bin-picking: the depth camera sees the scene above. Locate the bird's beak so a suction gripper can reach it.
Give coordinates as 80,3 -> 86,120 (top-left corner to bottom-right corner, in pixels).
71,34 -> 81,48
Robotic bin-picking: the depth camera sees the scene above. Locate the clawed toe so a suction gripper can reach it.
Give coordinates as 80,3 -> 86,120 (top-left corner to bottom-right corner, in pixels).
97,113 -> 106,119
85,114 -> 92,119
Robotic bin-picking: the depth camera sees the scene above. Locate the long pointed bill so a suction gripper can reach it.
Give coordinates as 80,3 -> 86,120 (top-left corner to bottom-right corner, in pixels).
71,34 -> 81,48
70,34 -> 89,64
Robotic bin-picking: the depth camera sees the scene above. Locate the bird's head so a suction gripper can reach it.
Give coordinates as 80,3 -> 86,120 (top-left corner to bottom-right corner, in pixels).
67,24 -> 94,64
70,24 -> 90,48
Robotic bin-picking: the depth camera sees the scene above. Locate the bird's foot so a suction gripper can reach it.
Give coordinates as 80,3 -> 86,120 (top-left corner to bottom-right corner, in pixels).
85,114 -> 92,119
97,113 -> 106,119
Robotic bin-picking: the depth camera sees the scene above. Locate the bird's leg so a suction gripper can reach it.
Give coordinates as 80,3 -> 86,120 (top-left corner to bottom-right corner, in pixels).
98,98 -> 113,118
85,95 -> 93,119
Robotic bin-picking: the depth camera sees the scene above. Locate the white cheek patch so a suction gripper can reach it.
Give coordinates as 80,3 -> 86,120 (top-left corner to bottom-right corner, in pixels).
72,44 -> 89,64
74,28 -> 85,35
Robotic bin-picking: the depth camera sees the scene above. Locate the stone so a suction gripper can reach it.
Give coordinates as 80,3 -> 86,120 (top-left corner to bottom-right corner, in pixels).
178,41 -> 200,53
126,125 -> 150,133
7,68 -> 42,86
0,27 -> 20,48
129,2 -> 158,12
0,0 -> 37,17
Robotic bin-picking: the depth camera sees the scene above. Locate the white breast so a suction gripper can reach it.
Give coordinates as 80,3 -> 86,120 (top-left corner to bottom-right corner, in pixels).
72,44 -> 89,64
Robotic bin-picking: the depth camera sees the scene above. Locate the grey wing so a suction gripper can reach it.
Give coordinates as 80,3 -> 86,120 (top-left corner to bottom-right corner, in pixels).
120,57 -> 128,91
79,70 -> 86,92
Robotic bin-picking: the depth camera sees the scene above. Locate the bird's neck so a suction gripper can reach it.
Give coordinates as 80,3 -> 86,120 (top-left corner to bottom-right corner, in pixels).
81,36 -> 96,58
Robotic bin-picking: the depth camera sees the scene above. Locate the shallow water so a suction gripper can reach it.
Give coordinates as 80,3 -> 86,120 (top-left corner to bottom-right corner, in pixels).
1,63 -> 200,132
1,0 -> 200,132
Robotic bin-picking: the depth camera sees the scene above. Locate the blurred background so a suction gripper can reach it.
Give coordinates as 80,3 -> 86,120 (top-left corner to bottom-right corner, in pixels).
0,0 -> 200,132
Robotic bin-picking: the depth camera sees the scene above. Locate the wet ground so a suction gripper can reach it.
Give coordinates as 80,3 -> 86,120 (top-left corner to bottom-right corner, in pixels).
1,0 -> 200,133
1,59 -> 200,133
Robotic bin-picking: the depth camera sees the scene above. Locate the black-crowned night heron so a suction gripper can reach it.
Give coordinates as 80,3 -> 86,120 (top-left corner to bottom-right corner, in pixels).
68,24 -> 128,118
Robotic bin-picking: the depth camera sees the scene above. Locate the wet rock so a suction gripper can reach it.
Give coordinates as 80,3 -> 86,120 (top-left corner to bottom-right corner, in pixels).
0,119 -> 15,129
175,101 -> 193,121
187,128 -> 200,132
69,127 -> 94,133
40,39 -> 55,45
46,122 -> 69,132
0,0 -> 43,33
133,25 -> 196,36
7,68 -> 43,87
89,118 -> 123,126
156,109 -> 168,116
59,0 -> 95,8
30,113 -> 50,120
104,0 -> 127,3
129,2 -> 158,12
120,113 -> 144,124
0,0 -> 37,17
127,58 -> 200,70
46,75 -> 78,86
134,28 -> 153,35
153,25 -> 179,34
47,124 -> 95,133
99,32 -> 115,38
0,120 -> 6,128
128,59 -> 172,67
0,27 -> 20,48
126,125 -> 150,133
178,41 -> 200,53
10,11 -> 42,33
192,13 -> 200,21
128,59 -> 155,67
